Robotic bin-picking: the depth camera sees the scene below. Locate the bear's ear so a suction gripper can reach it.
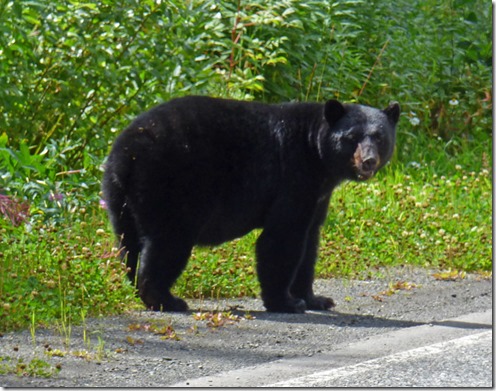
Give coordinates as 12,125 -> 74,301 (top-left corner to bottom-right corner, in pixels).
324,100 -> 345,124
383,102 -> 400,124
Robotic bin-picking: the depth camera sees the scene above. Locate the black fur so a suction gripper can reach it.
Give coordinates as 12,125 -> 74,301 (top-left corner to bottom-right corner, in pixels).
102,96 -> 400,313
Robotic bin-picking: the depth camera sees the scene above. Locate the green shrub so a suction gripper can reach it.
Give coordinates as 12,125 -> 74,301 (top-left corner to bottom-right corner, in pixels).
1,0 -> 490,160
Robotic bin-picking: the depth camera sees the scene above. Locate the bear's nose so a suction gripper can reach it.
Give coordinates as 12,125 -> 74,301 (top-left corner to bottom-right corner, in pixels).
362,157 -> 377,172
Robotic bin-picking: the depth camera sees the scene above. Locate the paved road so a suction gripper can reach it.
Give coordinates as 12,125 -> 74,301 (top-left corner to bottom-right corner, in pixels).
171,310 -> 492,387
0,267 -> 492,387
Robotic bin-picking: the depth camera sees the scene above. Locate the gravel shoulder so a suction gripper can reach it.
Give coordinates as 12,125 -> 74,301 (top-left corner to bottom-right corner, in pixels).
0,266 -> 492,387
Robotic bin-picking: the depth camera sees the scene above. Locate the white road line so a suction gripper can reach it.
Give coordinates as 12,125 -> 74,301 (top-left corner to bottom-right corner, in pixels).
265,330 -> 492,388
169,311 -> 492,387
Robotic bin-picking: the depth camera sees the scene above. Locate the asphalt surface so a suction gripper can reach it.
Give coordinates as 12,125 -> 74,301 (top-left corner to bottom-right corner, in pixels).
0,266 -> 492,388
172,311 -> 491,387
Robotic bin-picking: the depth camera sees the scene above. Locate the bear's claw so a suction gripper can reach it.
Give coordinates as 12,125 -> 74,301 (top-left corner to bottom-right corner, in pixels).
304,295 -> 336,310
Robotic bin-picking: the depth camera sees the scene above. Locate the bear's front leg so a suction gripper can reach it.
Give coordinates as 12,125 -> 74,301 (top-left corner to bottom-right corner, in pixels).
290,199 -> 335,311
290,223 -> 335,310
256,229 -> 307,313
255,199 -> 319,313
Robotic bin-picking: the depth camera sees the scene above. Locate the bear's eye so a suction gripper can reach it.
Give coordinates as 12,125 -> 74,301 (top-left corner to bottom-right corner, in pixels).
373,133 -> 384,145
345,129 -> 361,143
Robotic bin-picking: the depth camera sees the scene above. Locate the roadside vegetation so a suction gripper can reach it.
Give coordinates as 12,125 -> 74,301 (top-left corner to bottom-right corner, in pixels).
0,0 -> 491,332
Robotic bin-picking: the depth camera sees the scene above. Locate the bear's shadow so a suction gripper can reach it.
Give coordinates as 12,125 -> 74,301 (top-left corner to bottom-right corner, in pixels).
214,309 -> 491,331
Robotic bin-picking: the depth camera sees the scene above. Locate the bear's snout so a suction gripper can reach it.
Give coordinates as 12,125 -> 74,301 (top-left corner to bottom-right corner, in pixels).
361,157 -> 377,173
353,141 -> 380,180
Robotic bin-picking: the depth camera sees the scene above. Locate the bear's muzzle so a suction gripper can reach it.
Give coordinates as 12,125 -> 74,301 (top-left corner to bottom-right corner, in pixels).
353,141 -> 380,180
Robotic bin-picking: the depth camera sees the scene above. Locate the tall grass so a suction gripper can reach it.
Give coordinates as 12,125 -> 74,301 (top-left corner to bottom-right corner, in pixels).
0,211 -> 138,331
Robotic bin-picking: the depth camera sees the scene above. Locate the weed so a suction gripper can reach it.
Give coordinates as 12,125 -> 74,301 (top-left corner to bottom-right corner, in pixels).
40,333 -> 108,363
81,307 -> 91,350
95,336 -> 107,362
29,311 -> 36,347
0,356 -> 61,378
56,276 -> 72,349
243,312 -> 256,321
45,349 -> 66,358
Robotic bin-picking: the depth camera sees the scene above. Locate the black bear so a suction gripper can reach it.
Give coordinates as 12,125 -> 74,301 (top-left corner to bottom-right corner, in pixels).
102,96 -> 400,313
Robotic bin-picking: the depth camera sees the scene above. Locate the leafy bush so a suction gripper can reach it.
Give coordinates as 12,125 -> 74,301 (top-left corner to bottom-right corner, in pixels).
1,0 -> 490,157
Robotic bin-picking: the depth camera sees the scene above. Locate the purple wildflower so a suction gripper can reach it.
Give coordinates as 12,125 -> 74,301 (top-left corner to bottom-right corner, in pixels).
48,192 -> 64,202
99,199 -> 107,209
0,194 -> 30,226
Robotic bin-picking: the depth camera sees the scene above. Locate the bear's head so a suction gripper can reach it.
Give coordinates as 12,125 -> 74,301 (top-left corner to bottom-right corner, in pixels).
320,99 -> 400,181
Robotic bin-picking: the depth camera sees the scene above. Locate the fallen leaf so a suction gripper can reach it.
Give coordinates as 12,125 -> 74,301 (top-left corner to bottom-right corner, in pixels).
125,336 -> 143,346
432,270 -> 466,281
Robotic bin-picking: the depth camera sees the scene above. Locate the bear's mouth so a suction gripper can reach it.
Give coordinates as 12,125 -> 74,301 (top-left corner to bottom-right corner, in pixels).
355,168 -> 375,181
353,158 -> 378,181
352,145 -> 380,181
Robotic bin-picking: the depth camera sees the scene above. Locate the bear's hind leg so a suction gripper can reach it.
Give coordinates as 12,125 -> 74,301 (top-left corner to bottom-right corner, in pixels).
137,233 -> 193,312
